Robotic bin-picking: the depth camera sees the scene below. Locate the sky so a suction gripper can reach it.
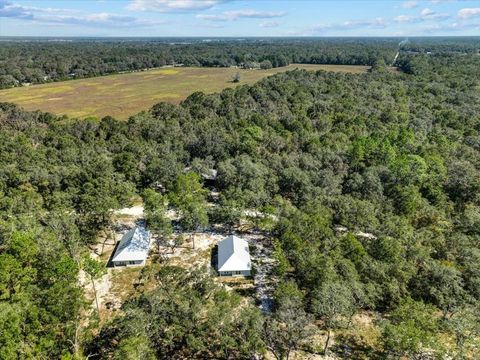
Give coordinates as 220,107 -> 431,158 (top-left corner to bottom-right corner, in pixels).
0,0 -> 479,37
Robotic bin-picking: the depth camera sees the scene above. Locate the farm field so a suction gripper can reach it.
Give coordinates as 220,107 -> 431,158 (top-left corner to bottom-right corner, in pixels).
0,64 -> 370,120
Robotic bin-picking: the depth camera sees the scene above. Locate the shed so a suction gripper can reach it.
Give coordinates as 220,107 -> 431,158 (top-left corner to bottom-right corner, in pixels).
111,227 -> 151,267
217,235 -> 251,276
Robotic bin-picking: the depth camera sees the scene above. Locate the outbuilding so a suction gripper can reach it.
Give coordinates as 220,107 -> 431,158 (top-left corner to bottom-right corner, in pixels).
217,235 -> 251,276
111,227 -> 151,267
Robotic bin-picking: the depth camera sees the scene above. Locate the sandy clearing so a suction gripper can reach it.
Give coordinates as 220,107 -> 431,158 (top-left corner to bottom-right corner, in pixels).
114,205 -> 144,217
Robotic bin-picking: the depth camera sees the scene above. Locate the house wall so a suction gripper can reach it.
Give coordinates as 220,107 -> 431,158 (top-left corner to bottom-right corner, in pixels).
112,260 -> 145,267
219,270 -> 251,277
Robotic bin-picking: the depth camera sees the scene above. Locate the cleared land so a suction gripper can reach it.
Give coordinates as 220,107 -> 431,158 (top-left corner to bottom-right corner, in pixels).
0,64 -> 370,119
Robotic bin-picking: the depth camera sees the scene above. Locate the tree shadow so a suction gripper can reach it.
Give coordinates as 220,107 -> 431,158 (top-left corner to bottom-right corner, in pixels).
210,244 -> 218,274
330,332 -> 383,360
234,286 -> 256,297
105,241 -> 120,268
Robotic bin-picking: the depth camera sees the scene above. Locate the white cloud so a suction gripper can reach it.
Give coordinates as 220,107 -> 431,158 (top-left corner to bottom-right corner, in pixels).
224,9 -> 285,19
431,0 -> 457,5
402,1 -> 418,9
196,13 -> 227,21
423,21 -> 479,33
299,17 -> 387,35
259,20 -> 280,28
20,5 -> 78,14
0,0 -> 82,18
420,7 -> 450,20
39,13 -> 165,27
457,8 -> 480,19
197,9 -> 285,22
395,8 -> 450,23
0,1 -> 164,28
0,0 -> 33,19
421,8 -> 433,16
394,15 -> 416,23
127,0 -> 223,12
340,17 -> 387,29
194,22 -> 225,28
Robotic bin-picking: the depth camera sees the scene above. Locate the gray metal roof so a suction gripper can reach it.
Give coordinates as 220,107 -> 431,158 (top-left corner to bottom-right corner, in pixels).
217,235 -> 251,272
112,226 -> 151,262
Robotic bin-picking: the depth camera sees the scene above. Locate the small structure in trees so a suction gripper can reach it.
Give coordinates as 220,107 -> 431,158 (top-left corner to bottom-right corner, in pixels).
183,166 -> 217,187
201,168 -> 217,188
217,235 -> 251,276
111,227 -> 151,267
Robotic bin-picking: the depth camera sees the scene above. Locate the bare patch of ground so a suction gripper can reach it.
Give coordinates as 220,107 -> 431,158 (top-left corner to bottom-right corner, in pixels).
250,234 -> 277,312
82,203 -> 278,323
80,205 -> 147,320
163,233 -> 220,270
113,205 -> 144,217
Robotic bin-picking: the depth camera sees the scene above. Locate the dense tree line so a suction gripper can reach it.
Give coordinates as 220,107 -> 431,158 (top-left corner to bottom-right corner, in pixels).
0,47 -> 480,358
400,36 -> 480,54
0,37 -> 399,88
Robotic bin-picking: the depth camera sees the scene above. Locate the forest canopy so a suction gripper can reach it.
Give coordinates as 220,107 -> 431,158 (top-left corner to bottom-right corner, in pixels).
0,37 -> 400,87
0,39 -> 480,359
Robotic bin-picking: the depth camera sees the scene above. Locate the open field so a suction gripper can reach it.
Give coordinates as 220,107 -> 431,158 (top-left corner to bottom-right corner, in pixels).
0,64 -> 370,120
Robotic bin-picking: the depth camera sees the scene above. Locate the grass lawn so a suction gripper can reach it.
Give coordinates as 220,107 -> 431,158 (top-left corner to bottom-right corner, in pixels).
0,64 -> 370,120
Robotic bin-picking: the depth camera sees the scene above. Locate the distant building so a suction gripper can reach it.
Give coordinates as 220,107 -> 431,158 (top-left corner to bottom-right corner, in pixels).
111,227 -> 151,267
202,168 -> 218,187
183,166 -> 217,187
217,235 -> 251,276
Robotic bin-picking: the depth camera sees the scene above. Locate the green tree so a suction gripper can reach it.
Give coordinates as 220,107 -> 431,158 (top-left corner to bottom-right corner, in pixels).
370,58 -> 388,72
87,266 -> 263,359
272,240 -> 291,276
411,261 -> 468,318
263,297 -> 312,360
113,335 -> 155,360
208,196 -> 242,232
273,280 -> 304,310
445,304 -> 480,359
82,257 -> 106,315
311,281 -> 356,354
143,189 -> 173,254
169,172 -> 209,249
381,299 -> 439,358
260,60 -> 273,69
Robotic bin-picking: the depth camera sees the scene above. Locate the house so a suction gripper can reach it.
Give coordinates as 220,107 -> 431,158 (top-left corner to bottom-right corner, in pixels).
183,167 -> 217,187
202,168 -> 218,188
217,235 -> 251,276
111,227 -> 151,267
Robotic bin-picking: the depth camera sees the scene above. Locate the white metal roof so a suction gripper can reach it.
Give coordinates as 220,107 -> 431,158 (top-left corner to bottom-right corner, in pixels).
217,235 -> 251,272
112,227 -> 151,262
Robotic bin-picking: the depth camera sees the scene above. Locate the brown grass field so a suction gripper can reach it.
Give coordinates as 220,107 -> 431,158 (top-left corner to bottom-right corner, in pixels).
0,64 -> 370,120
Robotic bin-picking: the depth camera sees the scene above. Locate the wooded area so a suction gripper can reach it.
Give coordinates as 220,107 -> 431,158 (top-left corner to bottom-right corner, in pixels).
0,38 -> 397,88
0,37 -> 480,359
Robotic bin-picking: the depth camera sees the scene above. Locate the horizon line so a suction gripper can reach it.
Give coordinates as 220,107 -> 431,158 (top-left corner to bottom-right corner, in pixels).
1,35 -> 479,39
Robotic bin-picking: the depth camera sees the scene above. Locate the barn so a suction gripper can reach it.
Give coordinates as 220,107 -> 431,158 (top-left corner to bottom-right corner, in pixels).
111,227 -> 151,267
217,235 -> 252,276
